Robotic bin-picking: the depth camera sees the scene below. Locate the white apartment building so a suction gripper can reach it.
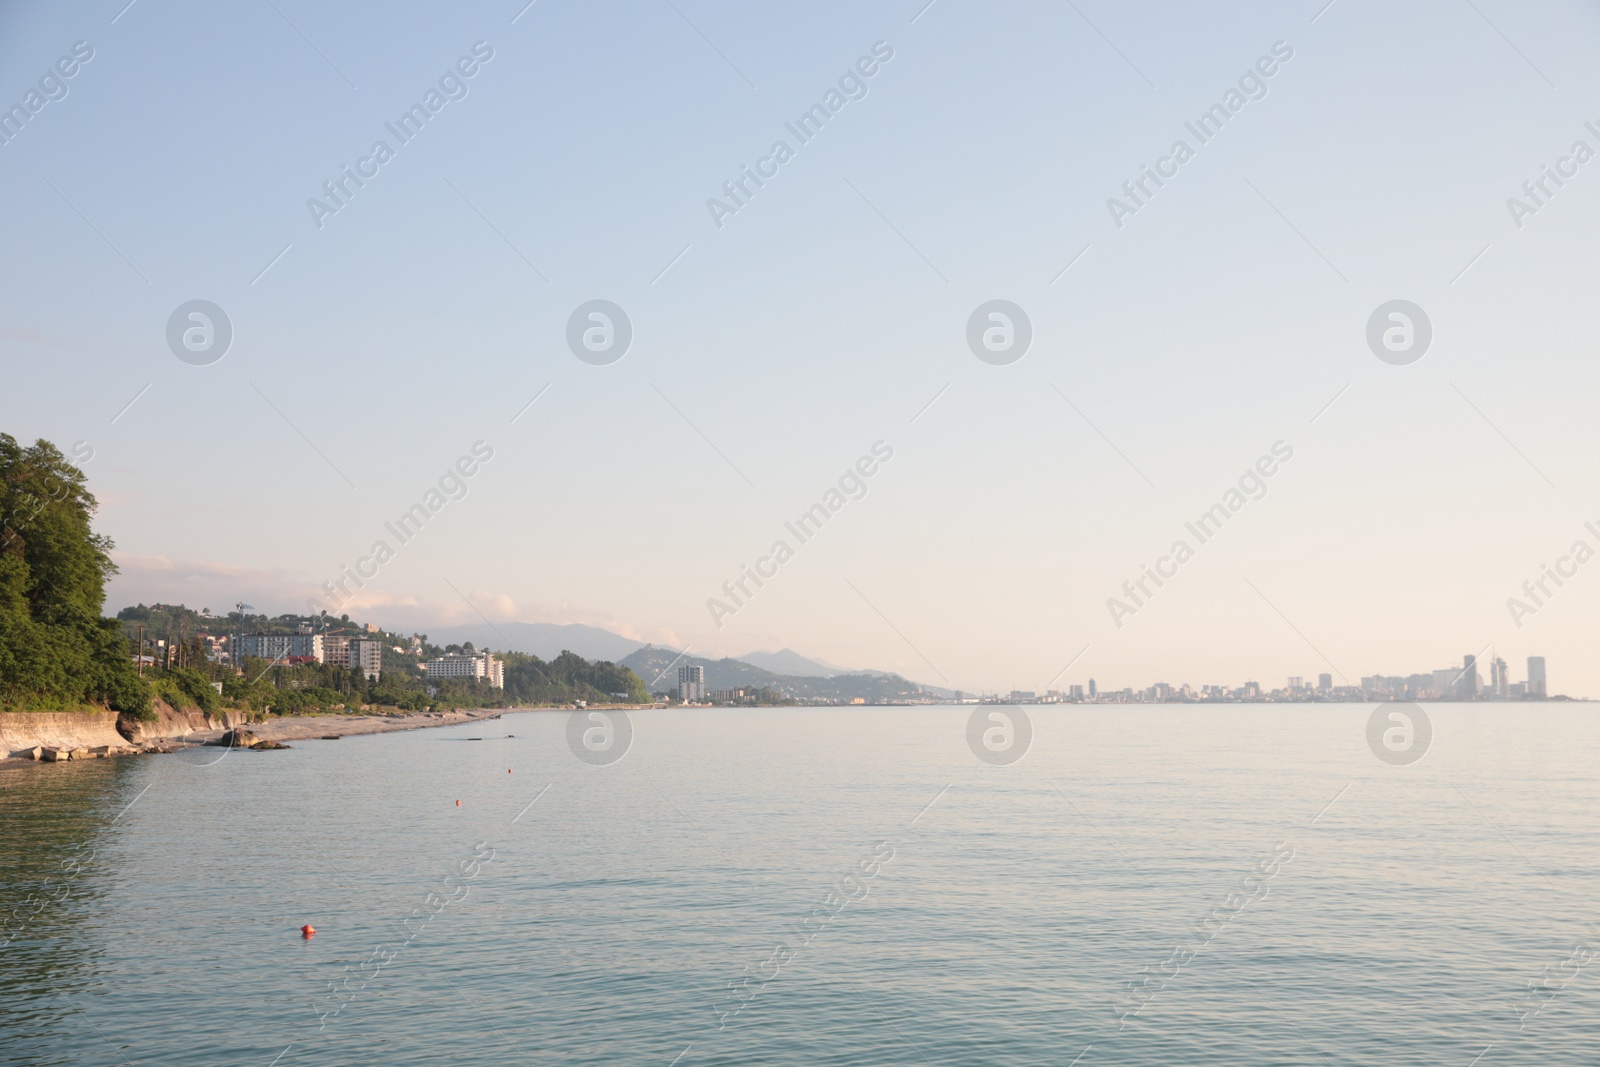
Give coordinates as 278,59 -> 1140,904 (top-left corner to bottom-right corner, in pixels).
424,651 -> 504,688
234,632 -> 324,664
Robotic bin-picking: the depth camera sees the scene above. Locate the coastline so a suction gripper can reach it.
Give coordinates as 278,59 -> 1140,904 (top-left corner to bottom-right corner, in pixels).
0,706 -> 514,770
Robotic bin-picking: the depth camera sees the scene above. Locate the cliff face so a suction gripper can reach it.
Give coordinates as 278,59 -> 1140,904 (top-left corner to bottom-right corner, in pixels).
115,699 -> 221,745
1,699 -> 240,758
0,711 -> 129,755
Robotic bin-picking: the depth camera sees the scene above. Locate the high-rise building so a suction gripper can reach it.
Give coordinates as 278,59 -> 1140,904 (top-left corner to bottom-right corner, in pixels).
1288,676 -> 1304,691
1490,657 -> 1508,698
1527,656 -> 1547,697
1088,678 -> 1097,697
1318,673 -> 1332,693
325,635 -> 349,666
350,637 -> 383,680
678,664 -> 705,703
323,635 -> 382,679
1069,684 -> 1084,701
1459,655 -> 1479,699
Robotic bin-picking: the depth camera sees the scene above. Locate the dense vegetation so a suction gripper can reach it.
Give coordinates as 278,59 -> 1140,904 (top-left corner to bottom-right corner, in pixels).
0,434 -> 649,719
503,650 -> 649,705
0,436 -> 149,716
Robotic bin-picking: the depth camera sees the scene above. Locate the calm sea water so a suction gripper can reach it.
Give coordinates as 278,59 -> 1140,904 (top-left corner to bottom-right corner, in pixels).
2,704 -> 1597,1066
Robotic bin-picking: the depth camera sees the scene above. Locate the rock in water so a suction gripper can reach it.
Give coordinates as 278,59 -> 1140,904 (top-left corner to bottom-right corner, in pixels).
210,728 -> 259,748
249,739 -> 290,750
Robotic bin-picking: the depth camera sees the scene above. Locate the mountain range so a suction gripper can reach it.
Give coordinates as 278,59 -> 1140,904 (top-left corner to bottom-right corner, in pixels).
424,622 -> 647,663
618,647 -> 948,704
422,622 -> 944,700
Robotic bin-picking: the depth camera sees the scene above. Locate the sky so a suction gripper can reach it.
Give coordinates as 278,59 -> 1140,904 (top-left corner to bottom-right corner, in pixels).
3,0 -> 1599,696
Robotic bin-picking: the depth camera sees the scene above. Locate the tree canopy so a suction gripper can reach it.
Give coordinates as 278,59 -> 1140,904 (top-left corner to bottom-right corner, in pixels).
0,435 -> 148,714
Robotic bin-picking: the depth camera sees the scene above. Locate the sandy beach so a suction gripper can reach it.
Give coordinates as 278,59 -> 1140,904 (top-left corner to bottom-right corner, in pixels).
218,707 -> 507,743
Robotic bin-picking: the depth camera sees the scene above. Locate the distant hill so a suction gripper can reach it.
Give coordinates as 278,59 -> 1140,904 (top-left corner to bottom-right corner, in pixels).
419,626 -> 947,697
621,646 -> 943,703
425,622 -> 643,663
737,648 -> 856,677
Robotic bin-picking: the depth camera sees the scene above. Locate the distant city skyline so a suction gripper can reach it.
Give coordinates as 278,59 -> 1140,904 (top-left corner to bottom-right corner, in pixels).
976,651 -> 1566,704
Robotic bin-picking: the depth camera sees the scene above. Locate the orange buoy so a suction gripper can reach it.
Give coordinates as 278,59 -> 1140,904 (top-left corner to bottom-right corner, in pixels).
507,768 -> 512,774
455,799 -> 461,806
301,925 -> 315,938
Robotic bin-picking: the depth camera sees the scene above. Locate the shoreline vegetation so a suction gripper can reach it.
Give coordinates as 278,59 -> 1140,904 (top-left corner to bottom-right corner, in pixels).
0,433 -> 656,765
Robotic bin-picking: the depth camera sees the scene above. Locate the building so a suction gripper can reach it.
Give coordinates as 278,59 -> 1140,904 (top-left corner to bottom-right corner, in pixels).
1069,684 -> 1084,701
1528,656 -> 1547,697
1459,654 -> 1479,699
1318,673 -> 1332,693
424,651 -> 503,688
1490,657 -> 1508,698
324,635 -> 350,666
679,664 -> 705,703
1088,678 -> 1097,697
350,638 -> 382,680
234,632 -> 324,665
325,635 -> 384,679
1287,676 -> 1304,691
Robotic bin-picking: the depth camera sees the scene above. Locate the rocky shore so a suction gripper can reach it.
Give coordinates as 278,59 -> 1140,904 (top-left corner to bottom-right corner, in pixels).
0,703 -> 507,769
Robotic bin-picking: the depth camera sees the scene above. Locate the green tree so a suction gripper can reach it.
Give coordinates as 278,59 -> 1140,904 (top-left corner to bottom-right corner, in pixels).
0,435 -> 149,716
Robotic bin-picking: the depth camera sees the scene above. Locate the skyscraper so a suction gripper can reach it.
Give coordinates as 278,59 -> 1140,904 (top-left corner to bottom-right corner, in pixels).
1527,656 -> 1547,698
1491,657 -> 1508,698
678,664 -> 705,703
1318,673 -> 1332,693
1088,678 -> 1097,698
1459,655 -> 1478,699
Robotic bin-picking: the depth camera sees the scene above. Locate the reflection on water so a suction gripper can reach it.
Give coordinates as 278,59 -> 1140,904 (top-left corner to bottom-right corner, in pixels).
1,705 -> 1598,1067
0,757 -> 138,1057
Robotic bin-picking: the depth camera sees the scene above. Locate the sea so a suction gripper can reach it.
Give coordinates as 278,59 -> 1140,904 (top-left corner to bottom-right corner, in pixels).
1,703 -> 1596,1066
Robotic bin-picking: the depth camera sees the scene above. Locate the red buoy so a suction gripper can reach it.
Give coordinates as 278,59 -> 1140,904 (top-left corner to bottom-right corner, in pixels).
455,799 -> 461,806
301,925 -> 315,938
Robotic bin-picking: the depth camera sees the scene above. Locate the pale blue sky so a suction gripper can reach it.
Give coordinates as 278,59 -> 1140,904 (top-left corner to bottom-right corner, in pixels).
4,0 -> 1599,694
